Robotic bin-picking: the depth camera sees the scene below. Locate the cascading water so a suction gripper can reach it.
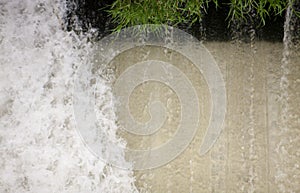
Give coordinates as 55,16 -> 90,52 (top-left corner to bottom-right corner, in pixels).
244,8 -> 257,193
1,0 -> 300,193
267,1 -> 300,192
0,0 -> 137,192
273,1 -> 294,192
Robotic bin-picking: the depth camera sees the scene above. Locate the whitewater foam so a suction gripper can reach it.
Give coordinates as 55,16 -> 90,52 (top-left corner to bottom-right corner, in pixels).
0,0 -> 137,192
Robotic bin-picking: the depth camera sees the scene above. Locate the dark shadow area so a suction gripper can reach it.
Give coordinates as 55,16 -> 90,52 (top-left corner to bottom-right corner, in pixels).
65,0 -> 287,42
256,14 -> 284,42
64,0 -> 116,38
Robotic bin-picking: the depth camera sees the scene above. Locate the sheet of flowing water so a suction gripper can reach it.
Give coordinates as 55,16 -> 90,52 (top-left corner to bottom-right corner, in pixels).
0,0 -> 137,192
1,1 -> 298,192
268,2 -> 300,192
113,38 -> 300,193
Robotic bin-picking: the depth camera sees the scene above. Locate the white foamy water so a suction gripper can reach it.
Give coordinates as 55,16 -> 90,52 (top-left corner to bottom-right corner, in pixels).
0,0 -> 137,192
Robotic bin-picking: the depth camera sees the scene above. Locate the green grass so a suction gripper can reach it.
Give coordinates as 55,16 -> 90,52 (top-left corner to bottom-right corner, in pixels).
106,0 -> 299,32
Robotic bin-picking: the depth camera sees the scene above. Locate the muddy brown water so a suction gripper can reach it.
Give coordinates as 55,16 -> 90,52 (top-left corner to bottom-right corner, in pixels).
109,42 -> 300,193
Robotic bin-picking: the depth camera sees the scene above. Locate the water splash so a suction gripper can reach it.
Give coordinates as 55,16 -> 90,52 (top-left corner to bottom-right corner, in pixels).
0,0 -> 137,192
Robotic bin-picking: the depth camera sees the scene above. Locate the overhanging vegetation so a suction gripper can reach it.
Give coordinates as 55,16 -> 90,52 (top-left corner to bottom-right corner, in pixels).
107,0 -> 299,31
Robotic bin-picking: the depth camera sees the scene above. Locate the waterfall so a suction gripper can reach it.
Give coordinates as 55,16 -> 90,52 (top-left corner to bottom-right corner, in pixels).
273,1 -> 293,192
281,1 -> 292,127
0,0 -> 137,192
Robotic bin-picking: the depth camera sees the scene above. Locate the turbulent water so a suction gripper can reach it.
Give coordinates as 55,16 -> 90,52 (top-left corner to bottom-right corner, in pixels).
0,0 -> 137,192
1,0 -> 300,193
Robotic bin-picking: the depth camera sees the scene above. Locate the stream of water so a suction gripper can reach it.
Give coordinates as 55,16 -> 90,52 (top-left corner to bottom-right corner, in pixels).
0,0 -> 299,193
0,0 -> 137,192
